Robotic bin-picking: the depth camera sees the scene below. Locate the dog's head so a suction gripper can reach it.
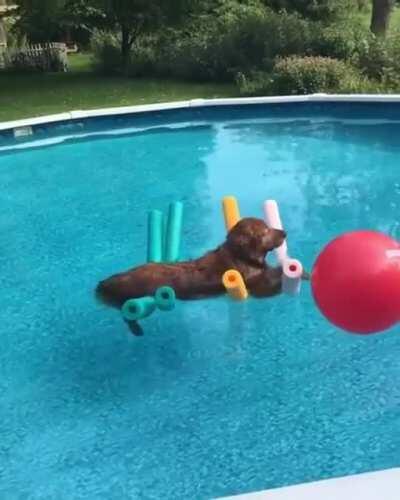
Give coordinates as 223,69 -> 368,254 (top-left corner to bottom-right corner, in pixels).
226,217 -> 286,266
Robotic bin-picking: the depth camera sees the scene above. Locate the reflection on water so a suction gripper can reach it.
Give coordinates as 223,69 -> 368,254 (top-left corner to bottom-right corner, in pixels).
205,119 -> 399,255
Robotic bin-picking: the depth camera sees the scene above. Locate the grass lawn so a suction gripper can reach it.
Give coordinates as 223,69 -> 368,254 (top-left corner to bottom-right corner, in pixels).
0,53 -> 237,123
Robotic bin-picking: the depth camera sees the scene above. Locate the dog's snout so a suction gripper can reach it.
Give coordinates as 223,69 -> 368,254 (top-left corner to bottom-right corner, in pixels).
269,228 -> 286,249
269,228 -> 286,240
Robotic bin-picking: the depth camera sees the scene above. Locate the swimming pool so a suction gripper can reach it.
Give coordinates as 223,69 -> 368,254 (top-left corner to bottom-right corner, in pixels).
1,99 -> 400,499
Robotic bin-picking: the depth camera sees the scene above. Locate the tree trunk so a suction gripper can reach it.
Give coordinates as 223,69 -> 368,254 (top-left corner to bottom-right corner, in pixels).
0,19 -> 6,48
121,24 -> 132,73
370,0 -> 392,36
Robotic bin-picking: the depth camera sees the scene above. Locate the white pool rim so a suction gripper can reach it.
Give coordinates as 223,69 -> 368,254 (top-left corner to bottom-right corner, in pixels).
2,93 -> 400,133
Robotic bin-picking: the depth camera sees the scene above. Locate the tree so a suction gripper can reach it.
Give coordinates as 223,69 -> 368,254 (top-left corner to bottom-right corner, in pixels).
370,0 -> 393,35
13,0 -> 195,59
65,0 -> 196,67
14,0 -> 67,43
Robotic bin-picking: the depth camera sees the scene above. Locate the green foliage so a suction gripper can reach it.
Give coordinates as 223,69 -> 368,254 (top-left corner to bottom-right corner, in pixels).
311,22 -> 364,60
12,0 -> 93,46
157,31 -> 220,81
65,0 -> 197,65
355,34 -> 389,79
13,0 -> 67,42
90,29 -> 122,74
261,10 -> 312,65
148,6 -> 314,82
271,56 -> 357,93
126,36 -> 159,77
354,31 -> 400,86
160,1 -> 271,80
263,0 -> 356,22
235,70 -> 273,95
91,2 -> 385,91
11,0 -> 400,94
237,56 -> 362,95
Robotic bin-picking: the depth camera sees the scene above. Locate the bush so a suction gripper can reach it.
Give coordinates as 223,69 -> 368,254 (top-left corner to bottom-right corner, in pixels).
127,37 -> 159,77
155,6 -> 271,82
155,7 -> 314,82
88,0 -> 394,95
258,10 -> 312,67
237,56 -> 364,95
354,33 -> 400,86
271,56 -> 360,94
159,31 -> 224,81
311,22 -> 363,61
91,30 -> 122,75
235,71 -> 274,95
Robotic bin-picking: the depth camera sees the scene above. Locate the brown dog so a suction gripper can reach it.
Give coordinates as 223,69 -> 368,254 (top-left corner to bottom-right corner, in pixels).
96,218 -> 302,335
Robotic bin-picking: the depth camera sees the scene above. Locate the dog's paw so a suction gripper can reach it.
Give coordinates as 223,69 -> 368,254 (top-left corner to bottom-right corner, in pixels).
125,320 -> 144,336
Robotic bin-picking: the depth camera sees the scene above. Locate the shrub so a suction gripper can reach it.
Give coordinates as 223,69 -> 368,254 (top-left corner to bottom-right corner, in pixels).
156,30 -> 223,81
270,56 -> 359,94
156,7 -> 272,82
235,71 -> 274,95
127,37 -> 159,78
91,30 -> 122,75
258,10 -> 313,67
237,56 -> 364,95
155,7 -> 314,82
354,33 -> 400,86
311,22 -> 363,61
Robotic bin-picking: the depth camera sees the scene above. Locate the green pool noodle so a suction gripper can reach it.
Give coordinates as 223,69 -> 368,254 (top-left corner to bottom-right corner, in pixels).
155,286 -> 176,311
122,297 -> 156,321
164,201 -> 183,263
162,214 -> 167,261
147,209 -> 163,263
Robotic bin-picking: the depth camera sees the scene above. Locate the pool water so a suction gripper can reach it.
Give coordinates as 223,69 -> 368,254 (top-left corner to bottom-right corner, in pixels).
1,104 -> 400,499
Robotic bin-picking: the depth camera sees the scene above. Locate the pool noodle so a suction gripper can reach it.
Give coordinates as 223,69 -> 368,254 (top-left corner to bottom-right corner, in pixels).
155,286 -> 176,311
122,297 -> 156,321
263,200 -> 302,296
147,210 -> 163,263
263,200 -> 288,264
282,258 -> 303,296
164,202 -> 183,263
223,196 -> 241,232
222,269 -> 249,300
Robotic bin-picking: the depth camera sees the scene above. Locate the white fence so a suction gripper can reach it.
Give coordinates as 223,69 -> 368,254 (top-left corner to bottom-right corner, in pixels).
0,42 -> 68,71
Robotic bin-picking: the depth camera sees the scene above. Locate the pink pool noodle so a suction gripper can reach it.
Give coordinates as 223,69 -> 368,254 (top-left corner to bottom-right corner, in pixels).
282,258 -> 303,296
263,200 -> 303,296
263,200 -> 288,264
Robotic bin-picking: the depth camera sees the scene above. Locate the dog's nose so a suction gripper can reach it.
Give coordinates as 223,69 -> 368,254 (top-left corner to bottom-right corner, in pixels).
277,229 -> 286,240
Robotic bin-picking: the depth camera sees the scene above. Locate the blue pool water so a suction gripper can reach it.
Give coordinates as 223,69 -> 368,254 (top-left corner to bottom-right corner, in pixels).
1,103 -> 400,499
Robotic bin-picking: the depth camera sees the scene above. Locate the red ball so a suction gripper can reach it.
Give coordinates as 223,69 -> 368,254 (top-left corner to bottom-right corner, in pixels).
311,230 -> 400,334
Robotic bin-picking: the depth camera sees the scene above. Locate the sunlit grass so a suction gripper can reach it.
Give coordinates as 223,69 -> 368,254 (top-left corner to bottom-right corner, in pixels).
0,53 -> 237,122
